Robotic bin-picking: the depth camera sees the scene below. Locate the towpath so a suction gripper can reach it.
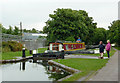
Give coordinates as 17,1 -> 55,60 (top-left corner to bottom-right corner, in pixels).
87,48 -> 119,81
65,55 -> 108,59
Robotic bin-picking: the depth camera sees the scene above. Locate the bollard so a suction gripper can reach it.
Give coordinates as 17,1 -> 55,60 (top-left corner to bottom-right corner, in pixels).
61,54 -> 64,59
22,48 -> 26,58
33,50 -> 37,57
61,50 -> 65,59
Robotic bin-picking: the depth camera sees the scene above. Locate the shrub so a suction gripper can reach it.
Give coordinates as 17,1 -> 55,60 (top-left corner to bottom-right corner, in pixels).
2,46 -> 11,52
2,41 -> 23,52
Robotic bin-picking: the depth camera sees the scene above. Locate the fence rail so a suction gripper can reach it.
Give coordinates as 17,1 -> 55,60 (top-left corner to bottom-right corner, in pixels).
2,33 -> 21,42
1,33 -> 47,50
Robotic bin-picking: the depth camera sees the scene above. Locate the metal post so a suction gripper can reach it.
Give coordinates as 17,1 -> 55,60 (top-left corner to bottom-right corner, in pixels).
30,50 -> 32,54
62,54 -> 64,59
61,50 -> 64,59
20,22 -> 22,43
22,48 -> 26,58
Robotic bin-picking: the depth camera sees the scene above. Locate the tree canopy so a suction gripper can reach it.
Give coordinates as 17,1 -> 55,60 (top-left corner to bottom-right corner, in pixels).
93,28 -> 107,44
43,8 -> 97,44
0,24 -> 40,35
108,20 -> 120,46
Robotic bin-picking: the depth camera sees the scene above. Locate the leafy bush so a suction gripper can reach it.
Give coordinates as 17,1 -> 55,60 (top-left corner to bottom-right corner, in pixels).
2,41 -> 23,52
2,46 -> 11,52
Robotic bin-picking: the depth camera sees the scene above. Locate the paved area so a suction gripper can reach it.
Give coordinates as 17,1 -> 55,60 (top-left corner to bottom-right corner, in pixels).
65,55 -> 108,59
88,48 -> 118,81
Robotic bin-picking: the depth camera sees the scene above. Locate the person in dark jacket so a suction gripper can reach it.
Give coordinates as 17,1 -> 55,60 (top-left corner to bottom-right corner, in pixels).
99,41 -> 105,59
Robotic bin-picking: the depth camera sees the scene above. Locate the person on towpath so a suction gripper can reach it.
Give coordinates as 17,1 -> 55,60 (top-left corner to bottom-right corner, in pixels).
105,40 -> 111,58
99,41 -> 105,59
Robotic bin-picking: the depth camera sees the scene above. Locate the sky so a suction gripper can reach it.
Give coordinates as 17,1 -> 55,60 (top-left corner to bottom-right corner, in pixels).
0,0 -> 119,31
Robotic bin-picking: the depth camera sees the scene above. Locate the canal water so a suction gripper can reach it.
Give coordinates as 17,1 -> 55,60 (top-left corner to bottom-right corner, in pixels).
1,59 -> 70,81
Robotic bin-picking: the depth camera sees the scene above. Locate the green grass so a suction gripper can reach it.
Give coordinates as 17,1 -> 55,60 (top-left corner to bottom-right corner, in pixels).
73,47 -> 116,57
53,47 -> 116,81
38,47 -> 47,53
1,50 -> 31,60
114,47 -> 120,50
1,48 -> 47,60
54,58 -> 108,81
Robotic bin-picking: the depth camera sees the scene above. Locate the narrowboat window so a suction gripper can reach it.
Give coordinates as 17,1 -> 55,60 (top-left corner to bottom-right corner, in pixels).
66,45 -> 68,50
59,44 -> 63,51
50,44 -> 53,50
74,45 -> 76,48
80,45 -> 81,48
53,44 -> 56,50
71,45 -> 73,49
56,44 -> 58,51
82,45 -> 83,48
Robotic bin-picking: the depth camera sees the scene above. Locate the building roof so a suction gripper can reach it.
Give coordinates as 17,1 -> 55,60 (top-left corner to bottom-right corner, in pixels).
22,33 -> 47,40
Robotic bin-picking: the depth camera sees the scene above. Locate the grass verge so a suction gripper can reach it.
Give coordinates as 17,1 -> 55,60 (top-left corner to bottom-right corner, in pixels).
54,58 -> 108,81
1,48 -> 47,60
114,47 -> 120,50
53,47 -> 116,81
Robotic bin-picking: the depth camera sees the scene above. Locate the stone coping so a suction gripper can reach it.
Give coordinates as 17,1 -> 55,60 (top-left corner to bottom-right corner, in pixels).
48,60 -> 81,81
0,56 -> 33,64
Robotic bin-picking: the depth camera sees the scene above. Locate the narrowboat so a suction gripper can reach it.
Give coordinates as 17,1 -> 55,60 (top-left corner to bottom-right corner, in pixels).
45,42 -> 86,55
47,42 -> 85,52
33,42 -> 93,59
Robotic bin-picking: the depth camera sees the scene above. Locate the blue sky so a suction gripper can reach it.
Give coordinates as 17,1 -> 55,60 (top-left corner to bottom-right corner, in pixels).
0,0 -> 119,30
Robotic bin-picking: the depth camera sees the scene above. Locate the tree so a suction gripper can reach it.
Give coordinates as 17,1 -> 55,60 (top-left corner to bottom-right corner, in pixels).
0,24 -> 7,33
23,29 -> 28,33
31,28 -> 38,33
108,20 -> 120,46
6,26 -> 13,34
13,26 -> 19,35
39,30 -> 43,33
43,8 -> 97,44
93,28 -> 107,45
65,36 -> 75,42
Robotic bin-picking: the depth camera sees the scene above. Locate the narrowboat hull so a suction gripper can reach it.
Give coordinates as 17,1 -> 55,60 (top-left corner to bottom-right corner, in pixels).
63,42 -> 85,51
33,51 -> 65,59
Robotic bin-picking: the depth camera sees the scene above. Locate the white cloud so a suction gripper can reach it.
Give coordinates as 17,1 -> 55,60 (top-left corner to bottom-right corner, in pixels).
23,22 -> 46,31
1,0 -> 119,30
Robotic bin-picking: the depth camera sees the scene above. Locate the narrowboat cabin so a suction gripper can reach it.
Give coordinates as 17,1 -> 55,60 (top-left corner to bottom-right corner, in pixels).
45,42 -> 85,53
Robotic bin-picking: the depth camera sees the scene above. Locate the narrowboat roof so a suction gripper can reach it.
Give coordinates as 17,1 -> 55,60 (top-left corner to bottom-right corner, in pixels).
49,42 -> 85,44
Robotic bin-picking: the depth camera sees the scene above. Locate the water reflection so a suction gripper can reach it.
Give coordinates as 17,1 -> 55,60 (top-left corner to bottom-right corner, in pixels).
20,61 -> 26,71
46,65 -> 70,80
2,59 -> 70,81
34,59 -> 70,81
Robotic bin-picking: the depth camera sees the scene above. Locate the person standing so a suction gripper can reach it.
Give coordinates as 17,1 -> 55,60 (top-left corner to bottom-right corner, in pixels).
76,37 -> 82,42
99,41 -> 105,59
105,40 -> 111,58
